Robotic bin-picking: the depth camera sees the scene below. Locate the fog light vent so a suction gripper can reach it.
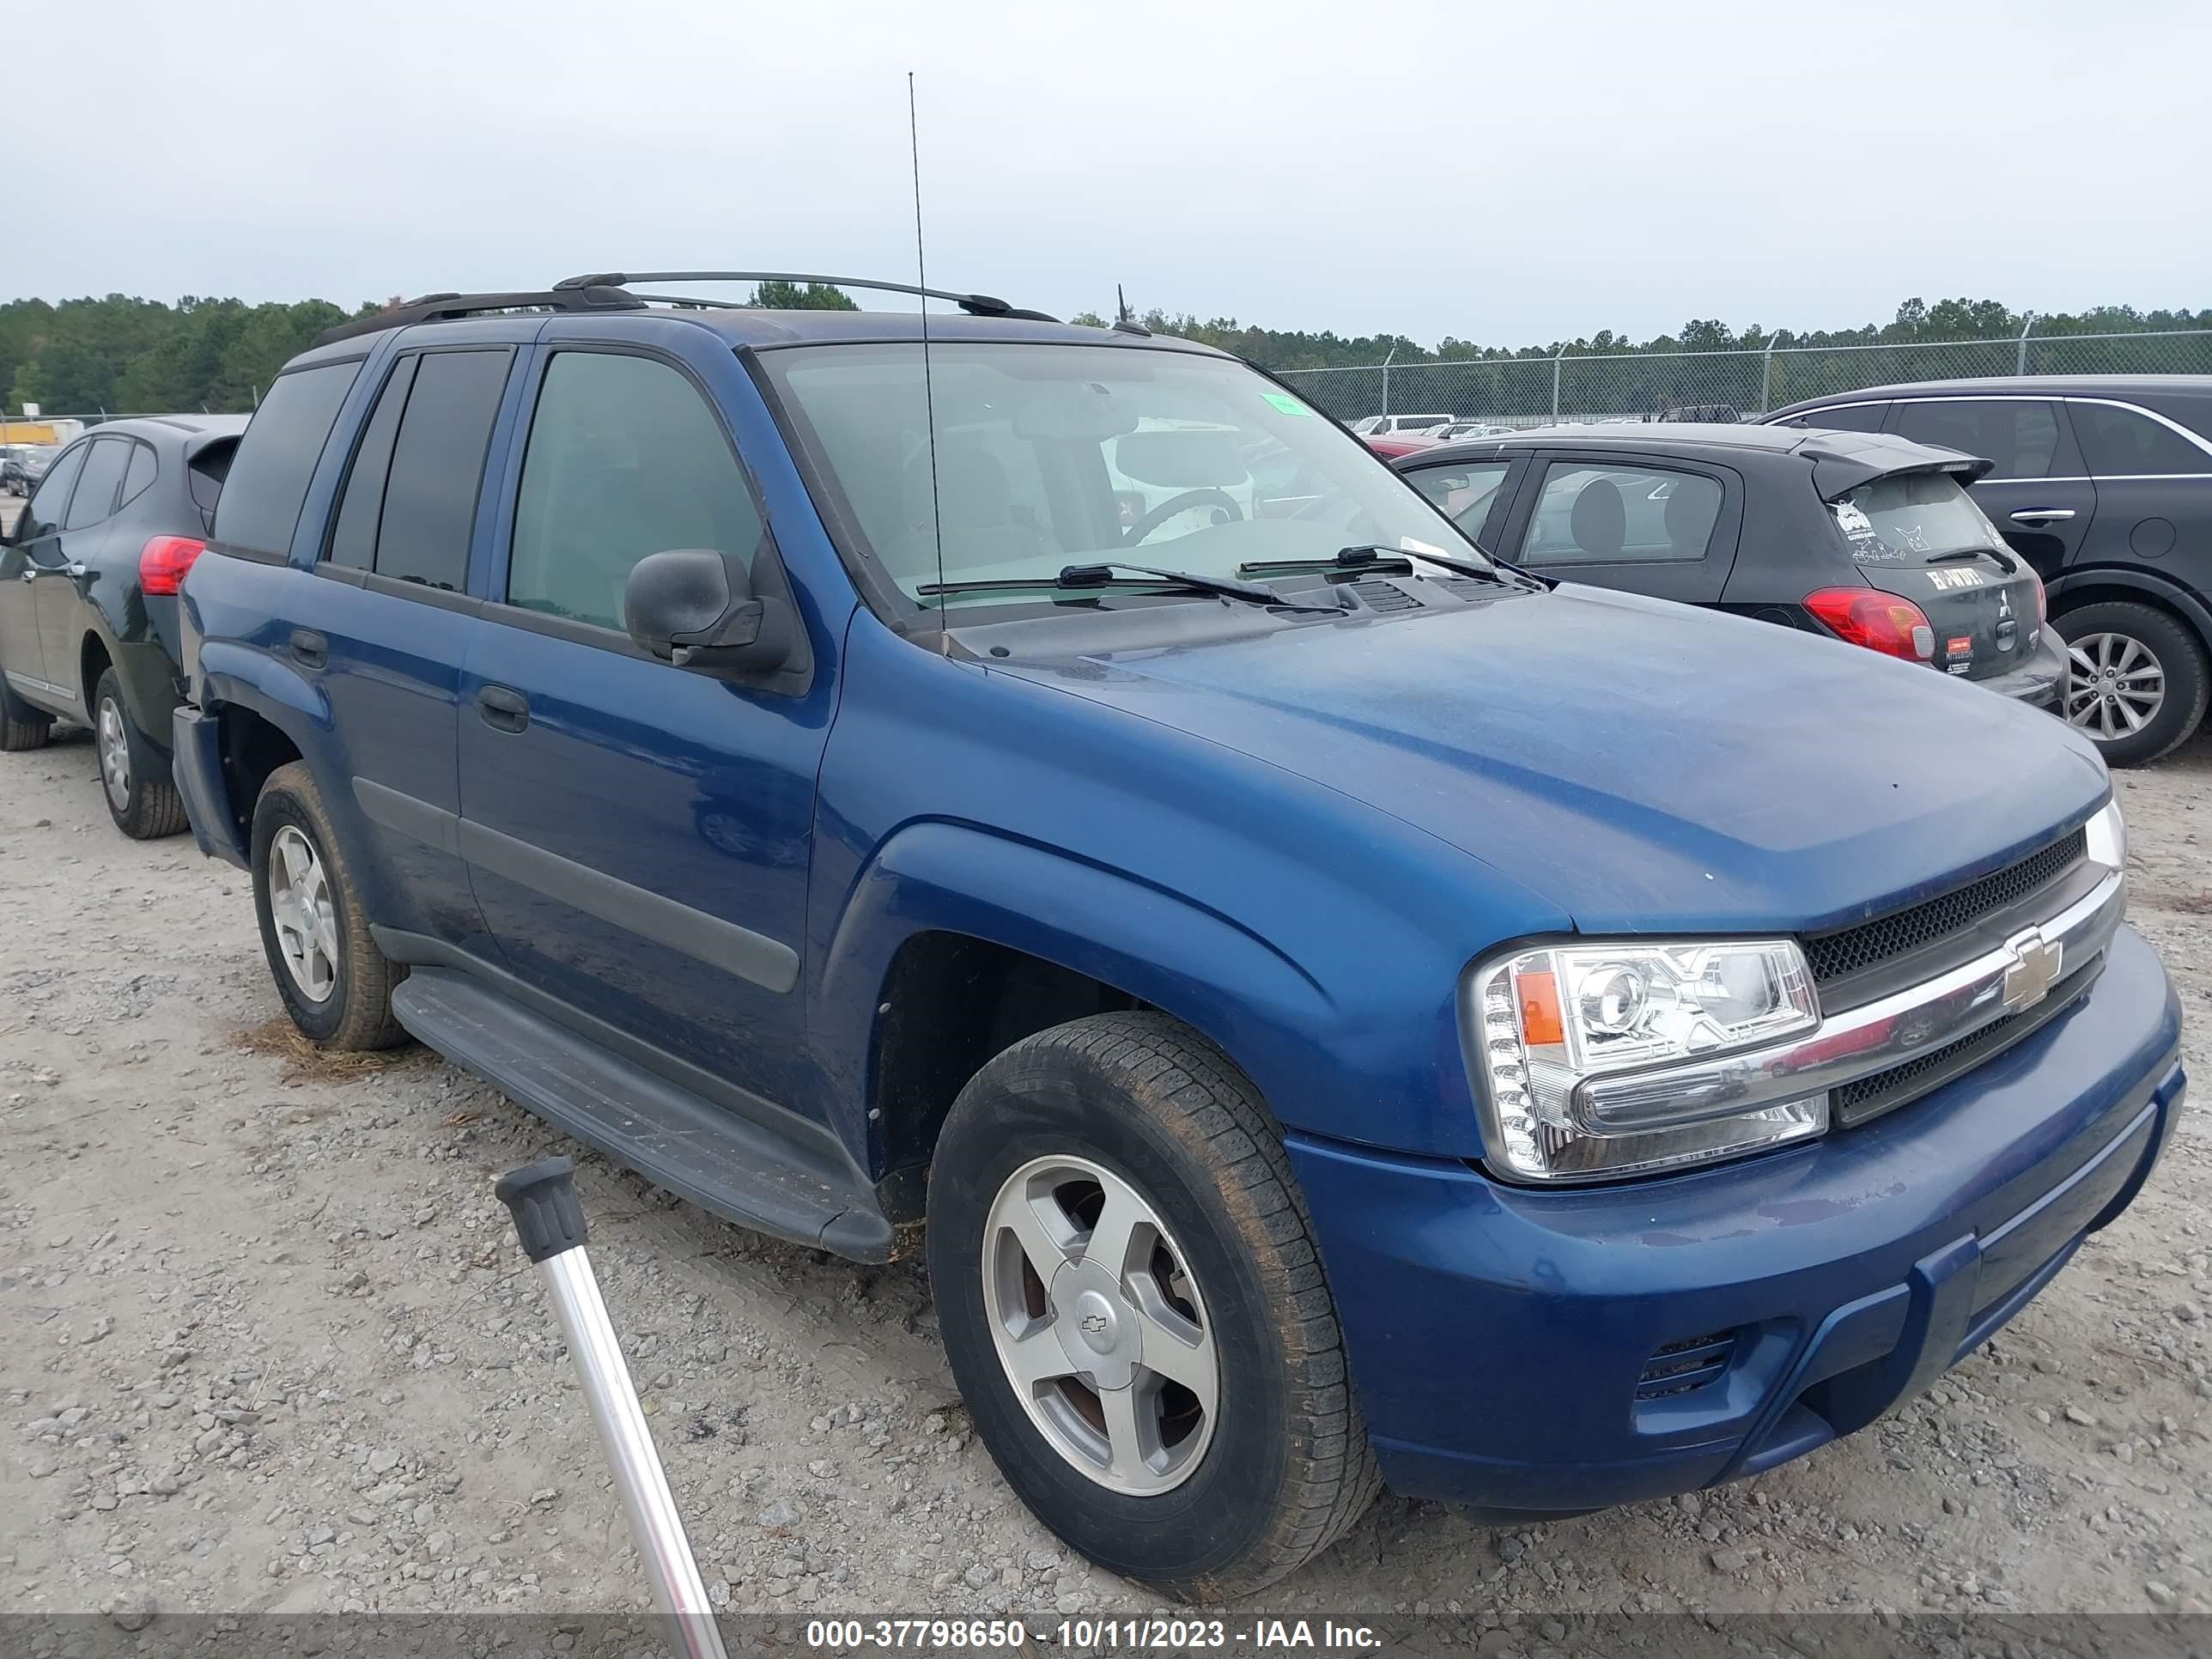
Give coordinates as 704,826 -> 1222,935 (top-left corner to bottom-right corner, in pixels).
1636,1329 -> 1741,1401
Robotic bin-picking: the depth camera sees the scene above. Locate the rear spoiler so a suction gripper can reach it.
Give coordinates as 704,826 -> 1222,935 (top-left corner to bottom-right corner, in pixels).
1801,438 -> 1994,501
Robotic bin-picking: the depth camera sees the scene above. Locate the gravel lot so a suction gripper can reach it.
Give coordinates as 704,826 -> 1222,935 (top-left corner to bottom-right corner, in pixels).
2,587 -> 2207,1624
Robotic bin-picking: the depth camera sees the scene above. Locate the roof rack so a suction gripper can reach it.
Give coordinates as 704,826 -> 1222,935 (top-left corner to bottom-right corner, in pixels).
556,270 -> 1060,323
313,285 -> 643,348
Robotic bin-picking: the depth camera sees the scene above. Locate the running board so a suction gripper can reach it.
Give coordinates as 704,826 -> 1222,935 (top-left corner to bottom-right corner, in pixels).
391,968 -> 893,1261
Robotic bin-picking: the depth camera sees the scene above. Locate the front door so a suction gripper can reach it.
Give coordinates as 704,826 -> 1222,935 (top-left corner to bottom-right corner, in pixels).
457,343 -> 835,1116
1,440 -> 89,705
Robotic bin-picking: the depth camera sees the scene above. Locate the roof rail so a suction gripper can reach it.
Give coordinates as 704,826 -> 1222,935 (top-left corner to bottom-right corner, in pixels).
312,285 -> 644,348
556,270 -> 1059,324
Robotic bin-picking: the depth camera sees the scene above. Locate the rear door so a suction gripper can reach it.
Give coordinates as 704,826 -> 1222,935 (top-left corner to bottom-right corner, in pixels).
1825,467 -> 2047,684
2063,396 -> 2212,598
1486,451 -> 1741,602
35,435 -> 136,709
1884,396 -> 2094,577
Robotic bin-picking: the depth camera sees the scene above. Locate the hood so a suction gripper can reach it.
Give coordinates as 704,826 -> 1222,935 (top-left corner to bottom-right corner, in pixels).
992,584 -> 2107,935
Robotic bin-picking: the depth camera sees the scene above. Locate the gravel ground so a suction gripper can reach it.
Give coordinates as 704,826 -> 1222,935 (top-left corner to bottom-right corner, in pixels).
1,676 -> 2206,1626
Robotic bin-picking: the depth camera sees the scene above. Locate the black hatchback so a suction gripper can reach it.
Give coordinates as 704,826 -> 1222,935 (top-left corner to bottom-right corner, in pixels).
1764,375 -> 2212,766
0,415 -> 249,835
1393,422 -> 2065,710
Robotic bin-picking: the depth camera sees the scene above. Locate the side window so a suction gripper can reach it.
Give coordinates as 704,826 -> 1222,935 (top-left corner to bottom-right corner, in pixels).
215,361 -> 364,556
1888,398 -> 2060,480
118,441 -> 157,511
2069,402 -> 2210,477
18,443 -> 88,541
1405,461 -> 1511,539
1790,402 -> 1887,433
507,351 -> 765,631
64,438 -> 132,531
374,349 -> 514,592
325,356 -> 420,570
1514,463 -> 1723,566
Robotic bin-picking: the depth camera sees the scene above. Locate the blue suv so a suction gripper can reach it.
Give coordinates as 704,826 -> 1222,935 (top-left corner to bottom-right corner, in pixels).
171,274 -> 2185,1597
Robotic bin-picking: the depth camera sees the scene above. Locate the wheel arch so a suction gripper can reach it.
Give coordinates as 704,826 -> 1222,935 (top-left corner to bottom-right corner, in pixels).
2045,568 -> 2212,653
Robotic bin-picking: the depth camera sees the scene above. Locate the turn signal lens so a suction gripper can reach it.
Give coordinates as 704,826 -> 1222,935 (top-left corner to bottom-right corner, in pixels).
1803,587 -> 1935,662
140,535 -> 208,596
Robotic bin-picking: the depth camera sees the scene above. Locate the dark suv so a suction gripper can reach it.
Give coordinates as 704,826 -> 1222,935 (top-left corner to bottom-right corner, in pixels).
164,275 -> 2181,1597
1765,376 -> 2212,765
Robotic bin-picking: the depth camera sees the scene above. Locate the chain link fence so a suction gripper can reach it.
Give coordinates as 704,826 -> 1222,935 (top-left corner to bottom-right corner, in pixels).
1273,327 -> 2212,428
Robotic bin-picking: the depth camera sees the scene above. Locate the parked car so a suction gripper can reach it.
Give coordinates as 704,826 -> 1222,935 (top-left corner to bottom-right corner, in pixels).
166,276 -> 2181,1597
1765,375 -> 2212,765
1433,420 -> 1515,442
1360,432 -> 1438,459
1394,422 -> 2067,708
1348,412 -> 1452,437
2,442 -> 58,495
0,416 -> 250,834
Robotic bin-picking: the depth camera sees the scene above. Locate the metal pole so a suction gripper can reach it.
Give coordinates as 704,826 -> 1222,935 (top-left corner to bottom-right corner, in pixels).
1382,346 -> 1396,421
1551,348 -> 1564,421
1760,331 -> 1785,416
2017,313 -> 2036,375
496,1159 -> 728,1659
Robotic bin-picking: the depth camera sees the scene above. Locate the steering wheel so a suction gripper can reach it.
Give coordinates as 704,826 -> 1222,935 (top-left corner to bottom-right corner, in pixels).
1124,488 -> 1243,546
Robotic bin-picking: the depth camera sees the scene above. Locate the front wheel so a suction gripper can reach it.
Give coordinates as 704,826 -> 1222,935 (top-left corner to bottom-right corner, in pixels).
927,1012 -> 1379,1599
2053,600 -> 2210,767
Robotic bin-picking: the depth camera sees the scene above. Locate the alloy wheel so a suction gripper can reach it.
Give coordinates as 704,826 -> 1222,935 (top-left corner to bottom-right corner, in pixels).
981,1155 -> 1219,1495
2064,631 -> 2166,741
97,697 -> 132,812
268,824 -> 340,1003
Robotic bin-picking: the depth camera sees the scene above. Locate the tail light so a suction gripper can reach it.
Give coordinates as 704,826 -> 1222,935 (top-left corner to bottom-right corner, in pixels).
2028,568 -> 2047,626
140,535 -> 207,596
1804,587 -> 1935,662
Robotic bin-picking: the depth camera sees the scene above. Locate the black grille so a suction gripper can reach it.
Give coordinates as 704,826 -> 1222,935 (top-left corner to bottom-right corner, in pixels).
1803,828 -> 2086,988
1635,1330 -> 1741,1401
1349,578 -> 1423,613
1832,958 -> 2097,1127
1835,1014 -> 2022,1115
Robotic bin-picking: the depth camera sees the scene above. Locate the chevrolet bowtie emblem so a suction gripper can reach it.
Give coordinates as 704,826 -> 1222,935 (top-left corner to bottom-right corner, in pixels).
2002,927 -> 2063,1012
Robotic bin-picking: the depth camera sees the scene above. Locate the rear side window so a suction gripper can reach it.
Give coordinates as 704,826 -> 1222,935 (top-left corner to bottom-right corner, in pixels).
2069,402 -> 2210,477
1515,463 -> 1722,565
118,441 -> 157,510
325,356 -> 420,570
1406,461 -> 1511,539
64,438 -> 132,530
506,351 -> 763,630
215,361 -> 363,556
1888,398 -> 2060,480
1830,471 -> 2000,564
1790,402 -> 1887,433
373,349 -> 514,592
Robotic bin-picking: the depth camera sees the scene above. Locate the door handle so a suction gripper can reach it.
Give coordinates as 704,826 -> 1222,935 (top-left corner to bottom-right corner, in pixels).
289,629 -> 328,669
2008,508 -> 2075,525
477,684 -> 531,733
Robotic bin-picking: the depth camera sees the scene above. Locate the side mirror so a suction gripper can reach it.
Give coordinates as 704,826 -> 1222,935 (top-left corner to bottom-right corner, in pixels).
623,548 -> 794,677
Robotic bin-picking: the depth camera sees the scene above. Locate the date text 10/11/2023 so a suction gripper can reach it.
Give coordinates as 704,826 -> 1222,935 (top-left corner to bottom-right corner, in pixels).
803,1617 -> 1386,1650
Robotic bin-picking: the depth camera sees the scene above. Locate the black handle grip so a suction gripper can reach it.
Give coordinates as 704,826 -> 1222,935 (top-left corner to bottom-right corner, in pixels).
495,1156 -> 588,1262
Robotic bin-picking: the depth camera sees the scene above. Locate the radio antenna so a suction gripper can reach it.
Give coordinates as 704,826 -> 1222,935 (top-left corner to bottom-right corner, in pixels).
908,71 -> 949,652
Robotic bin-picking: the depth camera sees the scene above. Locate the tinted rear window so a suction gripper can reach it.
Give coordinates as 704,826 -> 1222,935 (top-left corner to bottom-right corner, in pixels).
214,362 -> 363,556
2069,402 -> 2210,477
373,349 -> 512,591
1830,471 -> 2000,564
64,438 -> 131,530
1888,398 -> 2061,480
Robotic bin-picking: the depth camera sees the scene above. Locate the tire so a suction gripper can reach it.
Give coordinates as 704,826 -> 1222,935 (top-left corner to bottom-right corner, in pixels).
0,650 -> 53,751
91,666 -> 188,838
250,761 -> 409,1050
927,1012 -> 1379,1600
2051,600 -> 2210,768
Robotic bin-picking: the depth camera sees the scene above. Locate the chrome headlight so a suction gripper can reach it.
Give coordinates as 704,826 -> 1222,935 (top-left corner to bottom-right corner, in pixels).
1468,939 -> 1828,1183
2084,797 -> 2126,875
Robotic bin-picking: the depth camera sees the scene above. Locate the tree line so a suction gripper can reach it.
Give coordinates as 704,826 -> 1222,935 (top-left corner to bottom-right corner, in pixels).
3,287 -> 2204,418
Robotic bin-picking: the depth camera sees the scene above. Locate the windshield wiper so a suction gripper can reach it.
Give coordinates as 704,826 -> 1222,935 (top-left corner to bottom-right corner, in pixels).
1237,546 -> 1415,578
916,562 -> 1342,615
1333,544 -> 1551,590
1925,546 -> 2020,574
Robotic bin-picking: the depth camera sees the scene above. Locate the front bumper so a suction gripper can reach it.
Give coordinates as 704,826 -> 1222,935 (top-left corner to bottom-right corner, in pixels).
1291,923 -> 2183,1512
1977,629 -> 2066,708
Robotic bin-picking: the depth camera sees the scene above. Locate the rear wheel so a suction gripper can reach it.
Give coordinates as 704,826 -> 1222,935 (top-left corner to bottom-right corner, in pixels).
2052,600 -> 2209,767
251,761 -> 409,1050
0,647 -> 53,751
92,667 -> 188,838
927,1012 -> 1378,1599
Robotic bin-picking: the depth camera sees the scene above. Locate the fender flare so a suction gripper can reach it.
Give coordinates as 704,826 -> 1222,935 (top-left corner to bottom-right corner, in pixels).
2046,567 -> 2212,651
811,819 -> 1334,1165
196,637 -> 332,821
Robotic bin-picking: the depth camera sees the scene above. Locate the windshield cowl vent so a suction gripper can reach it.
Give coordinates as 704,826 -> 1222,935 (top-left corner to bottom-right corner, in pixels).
1349,579 -> 1425,613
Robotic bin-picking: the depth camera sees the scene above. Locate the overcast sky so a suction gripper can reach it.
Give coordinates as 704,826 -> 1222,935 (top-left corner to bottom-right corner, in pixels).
16,0 -> 2209,348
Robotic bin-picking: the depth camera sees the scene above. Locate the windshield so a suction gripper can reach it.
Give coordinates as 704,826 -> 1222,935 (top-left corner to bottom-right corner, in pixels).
1830,470 -> 2005,564
763,343 -> 1486,611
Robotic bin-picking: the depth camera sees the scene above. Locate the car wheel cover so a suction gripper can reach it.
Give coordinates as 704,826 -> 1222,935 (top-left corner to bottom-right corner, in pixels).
981,1154 -> 1219,1495
268,824 -> 341,1004
2063,631 -> 2166,741
97,697 -> 132,811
